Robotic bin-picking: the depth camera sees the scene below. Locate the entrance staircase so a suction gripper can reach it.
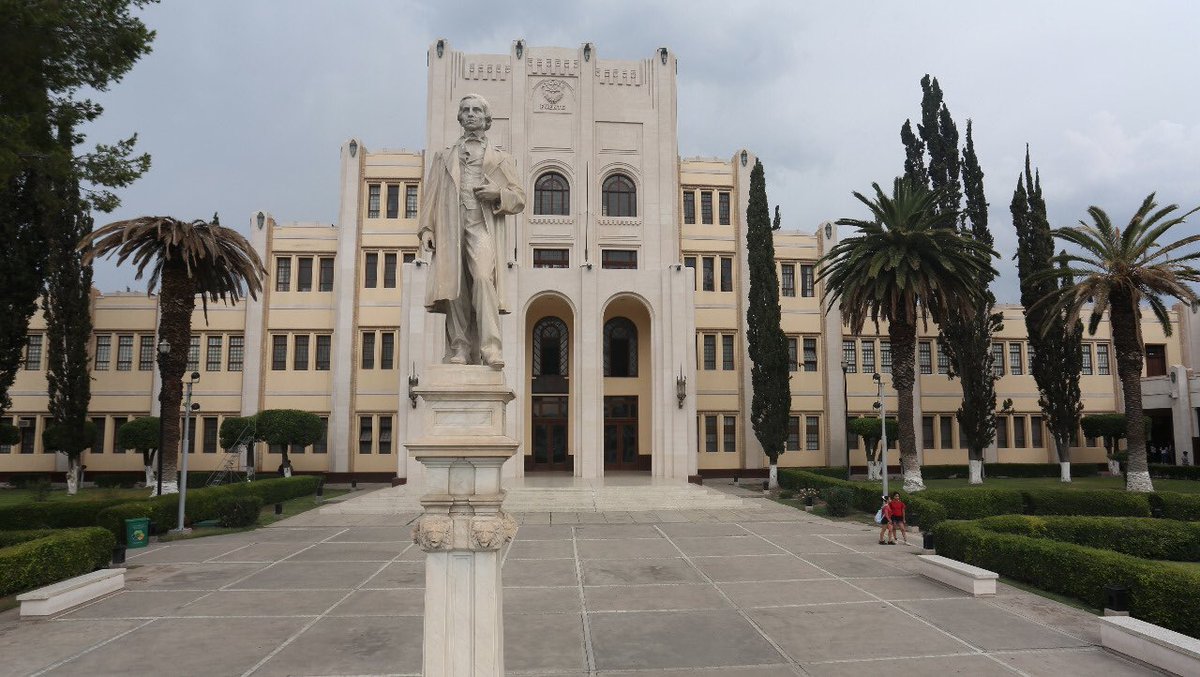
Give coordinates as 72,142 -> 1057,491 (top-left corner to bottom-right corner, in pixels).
319,479 -> 767,515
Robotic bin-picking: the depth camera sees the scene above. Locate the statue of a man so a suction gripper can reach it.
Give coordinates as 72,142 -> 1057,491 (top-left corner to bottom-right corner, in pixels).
418,94 -> 526,369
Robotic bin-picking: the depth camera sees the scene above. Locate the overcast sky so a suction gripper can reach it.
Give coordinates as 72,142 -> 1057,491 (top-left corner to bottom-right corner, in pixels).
81,0 -> 1200,302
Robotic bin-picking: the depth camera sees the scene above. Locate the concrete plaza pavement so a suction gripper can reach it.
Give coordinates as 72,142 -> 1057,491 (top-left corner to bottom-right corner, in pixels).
0,482 -> 1167,676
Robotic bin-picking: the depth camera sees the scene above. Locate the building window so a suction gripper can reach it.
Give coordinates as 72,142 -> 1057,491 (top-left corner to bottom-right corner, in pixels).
862,340 -> 876,373
1027,343 -> 1036,367
316,335 -> 331,370
20,417 -> 37,453
1081,344 -> 1093,375
881,341 -> 892,374
405,184 -> 419,218
272,335 -> 287,370
788,416 -> 801,451
187,335 -> 200,372
364,252 -> 378,288
297,257 -> 313,292
780,264 -> 795,297
111,416 -> 127,452
203,417 -> 218,453
139,335 -> 155,371
723,415 -> 736,453
722,334 -> 735,371
806,416 -> 820,451
534,172 -> 570,215
367,183 -> 381,218
293,335 -> 309,371
720,257 -> 733,292
842,340 -> 857,372
1013,416 -> 1027,448
683,191 -> 695,224
24,335 -> 42,370
95,334 -> 111,371
936,341 -> 949,374
228,336 -> 244,372
275,257 -> 291,292
313,416 -> 328,454
704,415 -> 718,452
703,334 -> 717,371
718,191 -> 730,225
601,250 -> 637,269
1031,416 -> 1043,447
991,342 -> 1005,377
996,416 -> 1009,448
700,191 -> 713,224
918,341 -> 932,375
800,264 -> 815,297
362,332 -> 375,369
604,318 -> 638,377
206,335 -> 222,372
381,331 -> 395,370
788,337 -> 798,372
403,250 -> 416,264
803,337 -> 818,372
533,317 -> 569,377
384,252 -> 398,286
922,416 -> 935,449
91,417 -> 106,453
601,173 -> 636,217
1097,343 -> 1111,375
1009,343 -> 1023,375
702,257 -> 715,291
379,415 -> 393,454
319,257 -> 334,292
940,416 -> 954,449
533,248 -> 569,268
386,184 -> 399,219
359,415 -> 373,454
116,335 -> 134,371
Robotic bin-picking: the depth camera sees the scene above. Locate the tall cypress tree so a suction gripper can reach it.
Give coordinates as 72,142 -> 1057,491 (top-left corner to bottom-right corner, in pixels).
745,159 -> 790,488
902,77 -> 999,484
1012,149 -> 1082,481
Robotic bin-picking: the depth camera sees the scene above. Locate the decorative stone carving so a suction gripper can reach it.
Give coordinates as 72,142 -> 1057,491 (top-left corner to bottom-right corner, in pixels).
470,513 -> 518,550
412,515 -> 453,551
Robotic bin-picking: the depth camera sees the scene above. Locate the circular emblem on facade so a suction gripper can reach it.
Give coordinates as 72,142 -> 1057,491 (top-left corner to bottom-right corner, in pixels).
542,79 -> 565,105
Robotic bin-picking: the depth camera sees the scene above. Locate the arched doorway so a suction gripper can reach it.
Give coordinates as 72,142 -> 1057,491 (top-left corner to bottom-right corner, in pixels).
602,297 -> 652,472
526,296 -> 574,472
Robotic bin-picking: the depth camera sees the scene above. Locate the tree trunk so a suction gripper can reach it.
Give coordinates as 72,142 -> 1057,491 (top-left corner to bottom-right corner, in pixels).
968,458 -> 983,485
66,456 -> 80,495
1060,461 -> 1071,482
890,319 -> 924,492
1053,436 -> 1071,482
1108,458 -> 1122,476
1110,295 -> 1154,493
155,265 -> 196,496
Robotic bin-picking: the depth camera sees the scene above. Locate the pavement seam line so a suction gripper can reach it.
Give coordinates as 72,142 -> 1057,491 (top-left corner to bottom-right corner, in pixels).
240,542 -> 413,676
28,618 -> 157,677
652,523 -> 798,668
571,524 -> 598,673
218,527 -> 351,591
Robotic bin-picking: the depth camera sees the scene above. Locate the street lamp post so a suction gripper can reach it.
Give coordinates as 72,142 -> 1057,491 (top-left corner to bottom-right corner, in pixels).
173,372 -> 200,534
841,360 -> 850,481
874,372 -> 888,498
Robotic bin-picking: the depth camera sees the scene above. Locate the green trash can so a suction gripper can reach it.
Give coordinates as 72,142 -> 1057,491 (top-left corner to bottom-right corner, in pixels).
125,517 -> 150,549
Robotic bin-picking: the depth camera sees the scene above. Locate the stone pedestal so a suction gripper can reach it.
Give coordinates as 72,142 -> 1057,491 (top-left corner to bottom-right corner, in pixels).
407,364 -> 519,677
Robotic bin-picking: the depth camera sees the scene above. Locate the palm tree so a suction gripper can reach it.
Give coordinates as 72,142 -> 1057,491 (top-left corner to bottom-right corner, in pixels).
81,215 -> 265,494
1035,194 -> 1200,493
819,179 -> 997,492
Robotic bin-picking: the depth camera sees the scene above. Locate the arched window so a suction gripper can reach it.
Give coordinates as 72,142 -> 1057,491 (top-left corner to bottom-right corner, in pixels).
533,172 -> 570,216
602,173 -> 637,217
533,317 -> 569,377
603,317 -> 638,377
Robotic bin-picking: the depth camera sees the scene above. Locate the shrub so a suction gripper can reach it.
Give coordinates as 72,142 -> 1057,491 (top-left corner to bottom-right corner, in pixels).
806,467 -> 850,479
1023,488 -> 1151,517
778,490 -> 794,500
933,520 -> 1200,638
1149,492 -> 1200,521
0,498 -> 132,530
7,474 -> 53,489
94,473 -> 142,489
780,469 -> 880,512
215,496 -> 263,528
95,502 -> 172,541
906,495 -> 949,529
0,527 -> 115,597
921,489 -> 1025,520
919,463 -> 1100,480
1150,464 -> 1200,481
974,514 -> 1200,561
822,487 -> 855,517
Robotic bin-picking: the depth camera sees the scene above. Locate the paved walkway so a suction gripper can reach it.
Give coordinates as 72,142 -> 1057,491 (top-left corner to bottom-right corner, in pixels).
0,486 -> 1165,676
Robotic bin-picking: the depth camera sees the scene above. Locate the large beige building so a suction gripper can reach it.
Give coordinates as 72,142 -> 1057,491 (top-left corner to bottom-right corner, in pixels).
3,41 -> 1196,481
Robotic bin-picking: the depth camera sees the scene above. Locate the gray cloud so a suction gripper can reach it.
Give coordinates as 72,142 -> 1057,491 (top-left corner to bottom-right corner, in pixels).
81,1 -> 1200,304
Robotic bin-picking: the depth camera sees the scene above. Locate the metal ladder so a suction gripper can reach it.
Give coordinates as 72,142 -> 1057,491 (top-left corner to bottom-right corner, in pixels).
206,420 -> 256,486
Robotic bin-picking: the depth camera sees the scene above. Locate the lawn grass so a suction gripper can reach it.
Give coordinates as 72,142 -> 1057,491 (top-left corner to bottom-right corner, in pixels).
0,486 -> 149,507
155,488 -> 350,542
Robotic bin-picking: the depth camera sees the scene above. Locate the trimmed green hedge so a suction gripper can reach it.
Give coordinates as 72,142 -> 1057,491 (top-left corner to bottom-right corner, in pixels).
0,527 -> 115,597
1150,464 -> 1200,481
920,489 -> 1025,520
216,496 -> 263,528
0,498 -> 134,531
1023,489 -> 1151,517
974,515 -> 1200,561
1150,492 -> 1200,521
93,473 -> 143,489
934,520 -> 1200,638
778,469 -> 947,528
919,463 -> 1100,480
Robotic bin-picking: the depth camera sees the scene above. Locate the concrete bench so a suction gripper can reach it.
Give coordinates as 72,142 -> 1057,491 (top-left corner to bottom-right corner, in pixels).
917,554 -> 997,596
1100,616 -> 1200,676
16,568 -> 125,618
